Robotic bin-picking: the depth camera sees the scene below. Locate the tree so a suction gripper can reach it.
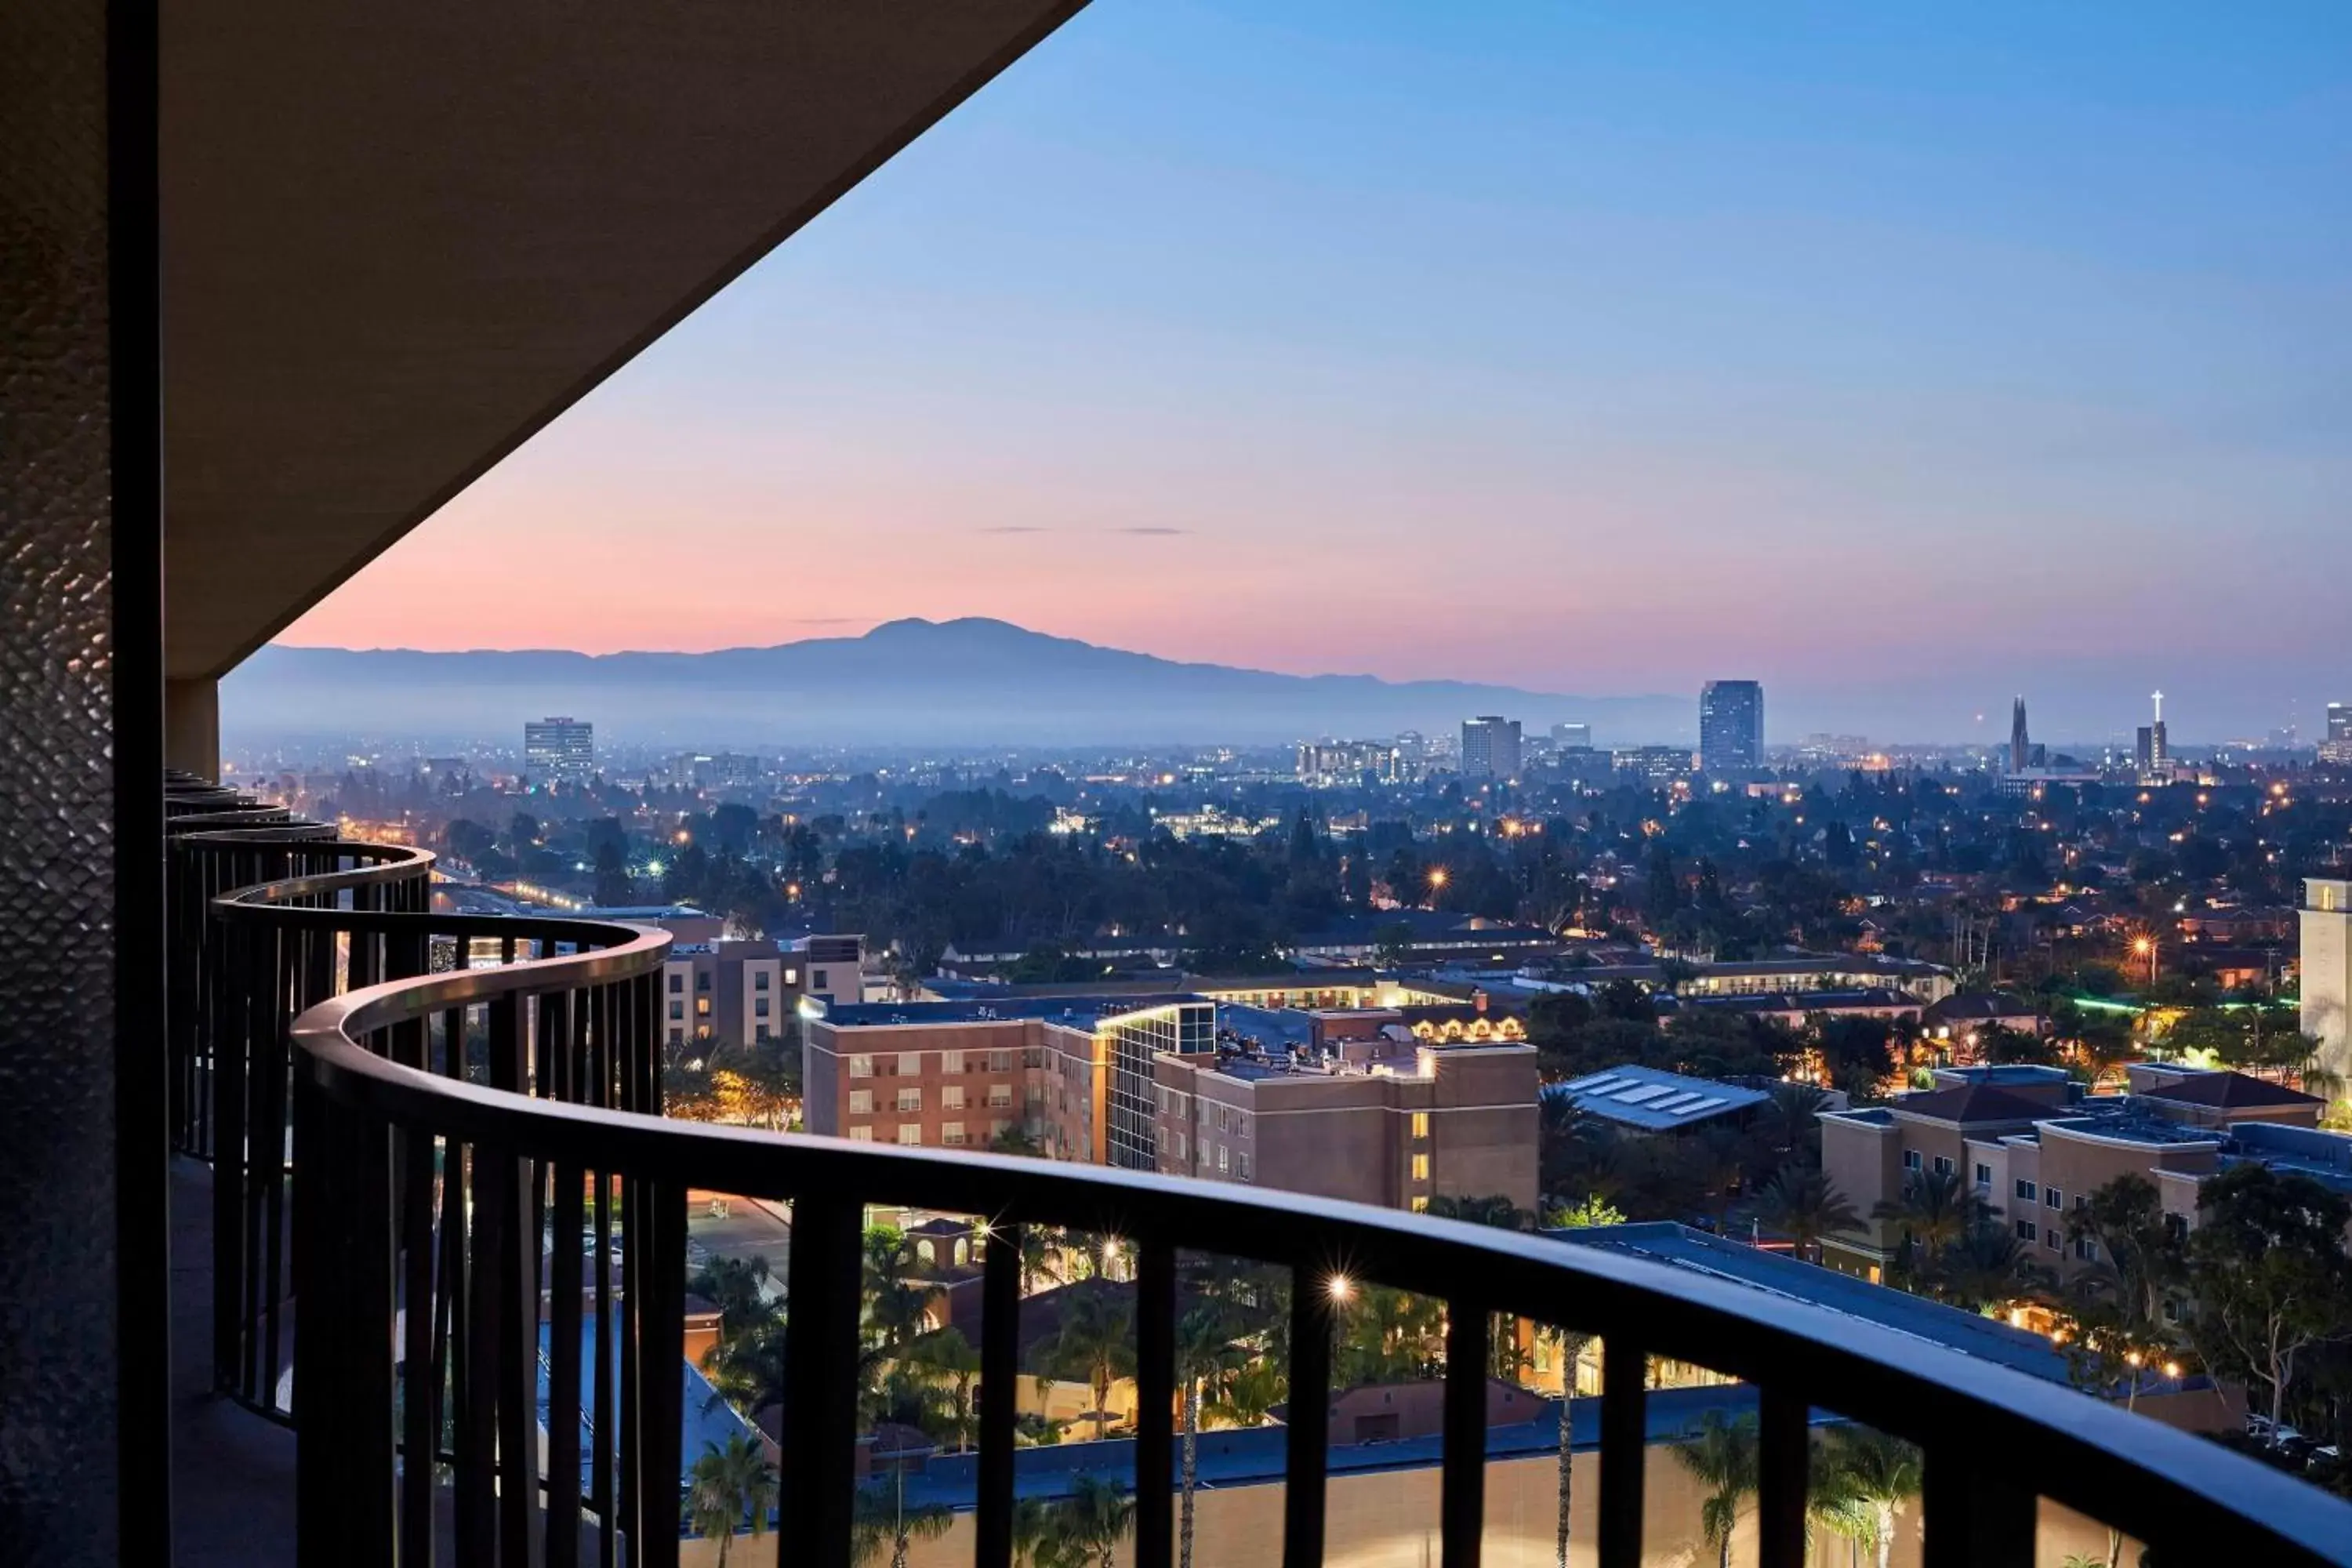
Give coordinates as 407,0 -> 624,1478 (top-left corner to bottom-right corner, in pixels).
1370,920 -> 1417,970
1046,1474 -> 1135,1568
864,1227 -> 942,1352
1671,1409 -> 1759,1568
1051,1289 -> 1138,1440
1809,1426 -> 1921,1568
1871,1167 -> 1987,1279
2063,1174 -> 2182,1330
1544,1195 -> 1628,1229
1816,1015 -> 1898,1099
688,1255 -> 774,1349
1206,1359 -> 1286,1431
2183,1164 -> 2352,1430
1739,1165 -> 1861,1263
851,1472 -> 952,1568
686,1432 -> 776,1567
1425,1192 -> 1534,1231
1922,1221 -> 2040,1313
1173,1307 -> 1240,1568
906,1327 -> 983,1451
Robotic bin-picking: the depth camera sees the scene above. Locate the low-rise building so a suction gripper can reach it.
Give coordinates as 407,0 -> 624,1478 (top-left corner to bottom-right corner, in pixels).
658,932 -> 863,1051
1552,1064 -> 1770,1135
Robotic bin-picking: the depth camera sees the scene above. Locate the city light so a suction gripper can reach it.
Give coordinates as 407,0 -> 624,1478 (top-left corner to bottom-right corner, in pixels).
1426,868 -> 1448,888
1326,1273 -> 1355,1304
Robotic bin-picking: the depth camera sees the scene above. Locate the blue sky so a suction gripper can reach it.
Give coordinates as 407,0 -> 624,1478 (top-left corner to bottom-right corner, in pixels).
291,0 -> 2352,742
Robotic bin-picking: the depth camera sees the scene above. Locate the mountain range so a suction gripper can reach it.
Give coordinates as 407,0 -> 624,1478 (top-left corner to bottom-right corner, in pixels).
224,618 -> 1690,748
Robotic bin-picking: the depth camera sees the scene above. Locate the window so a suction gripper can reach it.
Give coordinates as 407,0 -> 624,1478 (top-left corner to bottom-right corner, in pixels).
1412,1153 -> 1432,1182
2044,1187 -> 2063,1210
942,1051 -> 964,1075
898,1052 -> 922,1077
2043,1226 -> 2061,1252
666,1028 -> 684,1047
754,996 -> 771,1018
1932,1156 -> 1954,1177
942,1085 -> 965,1111
896,1088 -> 922,1113
811,968 -> 829,993
942,1122 -> 967,1146
784,967 -> 800,986
1171,1131 -> 1185,1161
695,971 -> 710,992
849,1090 -> 873,1115
847,1126 -> 873,1142
848,1055 -> 873,1079
2015,1219 -> 2038,1243
1973,1163 -> 1991,1188
695,1024 -> 711,1041
754,971 -> 770,992
1410,1195 -> 1430,1214
988,1083 -> 1012,1108
990,1051 -> 1013,1072
897,1124 -> 922,1146
2075,1237 -> 2099,1262
1216,1145 -> 1229,1174
669,1000 -> 684,1021
1902,1149 -> 1922,1172
1411,1112 -> 1430,1140
2014,1178 -> 2038,1203
754,1024 -> 770,1043
695,996 -> 711,1017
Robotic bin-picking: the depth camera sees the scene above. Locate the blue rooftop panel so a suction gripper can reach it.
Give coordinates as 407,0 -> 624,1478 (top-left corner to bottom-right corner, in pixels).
1547,1064 -> 1770,1131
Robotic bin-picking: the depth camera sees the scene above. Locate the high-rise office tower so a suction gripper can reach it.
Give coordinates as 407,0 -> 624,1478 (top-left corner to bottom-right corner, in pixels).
1698,681 -> 1765,775
524,716 -> 595,783
1552,721 -> 1592,749
2135,692 -> 2169,775
1461,717 -> 1522,782
2009,698 -> 2031,775
2324,703 -> 2352,764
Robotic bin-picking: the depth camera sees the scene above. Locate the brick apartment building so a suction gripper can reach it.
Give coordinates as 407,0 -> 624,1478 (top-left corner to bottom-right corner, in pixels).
803,994 -> 1539,1212
1820,1062 -> 2332,1283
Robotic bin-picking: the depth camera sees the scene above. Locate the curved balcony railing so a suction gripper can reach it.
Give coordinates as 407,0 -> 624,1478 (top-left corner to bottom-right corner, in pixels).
189,825 -> 2352,1568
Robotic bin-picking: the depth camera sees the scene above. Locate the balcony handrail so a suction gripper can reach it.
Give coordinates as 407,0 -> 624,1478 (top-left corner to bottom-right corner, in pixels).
285,931 -> 2352,1566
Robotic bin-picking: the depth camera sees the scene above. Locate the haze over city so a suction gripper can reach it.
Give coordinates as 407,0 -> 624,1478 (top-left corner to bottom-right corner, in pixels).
271,0 -> 2351,742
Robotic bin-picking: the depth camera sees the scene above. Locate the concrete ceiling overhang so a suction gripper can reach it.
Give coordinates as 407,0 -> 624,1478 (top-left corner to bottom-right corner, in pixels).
161,2 -> 1089,681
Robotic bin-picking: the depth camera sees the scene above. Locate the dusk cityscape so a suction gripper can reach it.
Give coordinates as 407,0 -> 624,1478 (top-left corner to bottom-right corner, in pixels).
10,5 -> 2352,1568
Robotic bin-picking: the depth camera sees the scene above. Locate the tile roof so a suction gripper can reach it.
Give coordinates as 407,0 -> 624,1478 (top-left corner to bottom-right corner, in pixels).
2139,1072 -> 2320,1110
1888,1083 -> 2057,1124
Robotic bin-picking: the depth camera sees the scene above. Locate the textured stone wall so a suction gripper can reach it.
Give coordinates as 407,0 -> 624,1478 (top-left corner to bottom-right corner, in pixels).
0,0 -> 125,1559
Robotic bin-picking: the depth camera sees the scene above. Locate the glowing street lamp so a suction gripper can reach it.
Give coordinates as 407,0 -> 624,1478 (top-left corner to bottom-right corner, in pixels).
1326,1273 -> 1356,1305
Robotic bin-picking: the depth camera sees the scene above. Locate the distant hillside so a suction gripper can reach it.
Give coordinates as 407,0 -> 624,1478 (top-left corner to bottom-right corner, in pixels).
225,618 -> 1690,747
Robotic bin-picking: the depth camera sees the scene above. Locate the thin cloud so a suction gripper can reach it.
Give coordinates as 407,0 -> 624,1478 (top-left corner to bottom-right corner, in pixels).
786,615 -> 865,625
977,525 -> 1051,535
1112,526 -> 1187,536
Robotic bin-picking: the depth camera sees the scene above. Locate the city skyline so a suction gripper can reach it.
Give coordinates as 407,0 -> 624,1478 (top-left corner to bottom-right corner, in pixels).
271,2 -> 2345,741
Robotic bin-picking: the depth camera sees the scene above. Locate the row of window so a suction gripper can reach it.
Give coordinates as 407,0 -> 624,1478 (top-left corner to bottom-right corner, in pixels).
843,1120 -> 1010,1147
847,1085 -> 1014,1114
845,1050 -> 1018,1078
667,967 -> 798,993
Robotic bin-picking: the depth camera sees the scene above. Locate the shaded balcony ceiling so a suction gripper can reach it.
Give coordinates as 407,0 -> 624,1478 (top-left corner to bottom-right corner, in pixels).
162,1 -> 1088,681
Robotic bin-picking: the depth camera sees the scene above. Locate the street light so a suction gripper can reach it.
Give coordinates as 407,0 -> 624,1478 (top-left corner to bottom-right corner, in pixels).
1326,1273 -> 1355,1305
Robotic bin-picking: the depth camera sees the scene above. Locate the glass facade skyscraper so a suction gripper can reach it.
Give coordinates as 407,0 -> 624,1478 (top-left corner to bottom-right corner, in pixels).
1104,1000 -> 1215,1171
1698,681 -> 1765,775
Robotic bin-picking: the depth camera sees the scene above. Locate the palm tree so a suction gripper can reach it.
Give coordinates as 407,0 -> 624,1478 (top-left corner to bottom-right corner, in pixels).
1870,1167 -> 1986,1277
1541,1327 -> 1592,1568
1755,1082 -> 1831,1162
1740,1164 -> 1862,1262
1056,1474 -> 1135,1568
1670,1410 -> 1758,1568
1021,1226 -> 1068,1294
688,1254 -> 775,1347
906,1327 -> 983,1451
851,1471 -> 952,1568
1923,1221 -> 2040,1312
702,1316 -> 789,1423
1051,1288 -> 1138,1440
1011,1495 -> 1057,1567
1810,1427 -> 1922,1568
864,1229 -> 942,1350
686,1432 -> 776,1568
1173,1306 -> 1240,1568
1205,1359 -> 1285,1431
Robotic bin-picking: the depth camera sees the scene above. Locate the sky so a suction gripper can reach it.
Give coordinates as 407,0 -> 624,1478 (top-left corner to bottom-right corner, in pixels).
281,0 -> 2352,742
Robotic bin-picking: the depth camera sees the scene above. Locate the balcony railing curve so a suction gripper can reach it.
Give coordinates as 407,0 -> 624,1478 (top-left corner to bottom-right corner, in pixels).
278,898 -> 2352,1568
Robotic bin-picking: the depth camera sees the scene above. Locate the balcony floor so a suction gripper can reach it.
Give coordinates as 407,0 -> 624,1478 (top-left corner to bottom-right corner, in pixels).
171,1156 -> 296,1568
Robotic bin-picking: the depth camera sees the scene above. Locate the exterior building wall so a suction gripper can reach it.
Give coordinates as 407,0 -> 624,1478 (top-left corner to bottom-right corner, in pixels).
2029,1126 -> 2220,1281
804,1018 -> 1035,1149
2300,878 -> 2350,1086
1820,1117 -> 1902,1269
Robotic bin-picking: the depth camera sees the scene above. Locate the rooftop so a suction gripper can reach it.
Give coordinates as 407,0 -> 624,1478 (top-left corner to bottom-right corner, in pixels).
2138,1072 -> 2322,1112
1873,1083 -> 2059,1125
1552,1065 -> 1770,1131
818,994 -> 1206,1030
2036,1112 -> 2223,1149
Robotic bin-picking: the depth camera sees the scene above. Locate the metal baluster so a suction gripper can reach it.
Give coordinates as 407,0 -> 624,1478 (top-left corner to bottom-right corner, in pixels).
1755,1387 -> 1809,1568
1596,1341 -> 1647,1568
490,993 -> 542,1564
1922,1446 -> 2035,1568
638,1176 -> 687,1568
1283,1269 -> 1333,1568
976,1222 -> 1023,1568
1134,1236 -> 1176,1568
1441,1307 -> 1489,1567
782,1194 -> 864,1566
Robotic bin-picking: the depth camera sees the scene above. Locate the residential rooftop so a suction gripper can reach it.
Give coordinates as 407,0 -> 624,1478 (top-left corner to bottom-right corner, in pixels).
815,993 -> 1205,1030
1552,1065 -> 1771,1131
